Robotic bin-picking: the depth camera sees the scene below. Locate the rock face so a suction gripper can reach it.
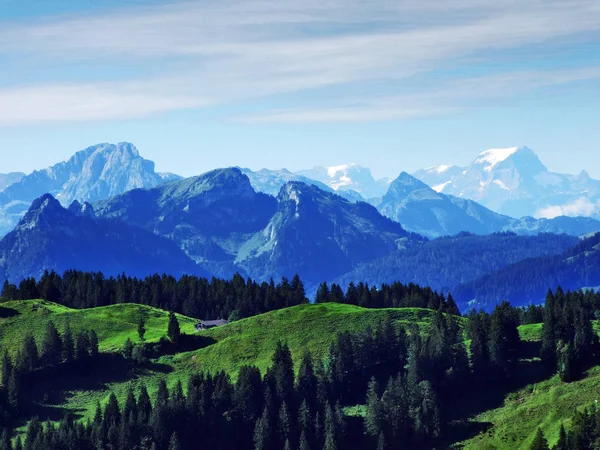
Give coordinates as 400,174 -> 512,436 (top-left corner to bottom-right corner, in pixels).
0,194 -> 199,283
378,172 -> 600,238
237,182 -> 415,282
0,142 -> 181,236
413,146 -> 600,220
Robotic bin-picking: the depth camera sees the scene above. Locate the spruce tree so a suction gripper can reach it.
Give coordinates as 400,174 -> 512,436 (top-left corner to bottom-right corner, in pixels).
555,424 -> 568,450
254,408 -> 271,450
168,432 -> 181,450
88,330 -> 99,358
529,428 -> 549,450
167,311 -> 181,346
41,321 -> 63,367
62,320 -> 74,363
138,316 -> 146,341
365,378 -> 382,438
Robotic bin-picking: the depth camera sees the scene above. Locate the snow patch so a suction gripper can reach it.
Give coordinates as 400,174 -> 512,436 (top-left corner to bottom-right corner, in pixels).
474,146 -> 522,172
432,181 -> 451,193
493,180 -> 510,191
327,163 -> 357,178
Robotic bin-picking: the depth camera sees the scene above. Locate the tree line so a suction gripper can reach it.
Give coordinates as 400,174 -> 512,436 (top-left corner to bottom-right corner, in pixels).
1,271 -> 463,320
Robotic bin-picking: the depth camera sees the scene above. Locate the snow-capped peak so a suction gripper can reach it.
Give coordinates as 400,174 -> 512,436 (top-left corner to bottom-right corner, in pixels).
326,163 -> 359,178
473,146 -> 526,172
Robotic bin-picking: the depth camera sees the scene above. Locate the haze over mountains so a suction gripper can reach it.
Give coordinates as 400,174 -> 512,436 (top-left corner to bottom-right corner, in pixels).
2,142 -> 600,310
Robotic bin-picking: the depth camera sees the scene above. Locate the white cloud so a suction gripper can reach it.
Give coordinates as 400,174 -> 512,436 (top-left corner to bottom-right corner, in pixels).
1,0 -> 600,124
535,198 -> 600,219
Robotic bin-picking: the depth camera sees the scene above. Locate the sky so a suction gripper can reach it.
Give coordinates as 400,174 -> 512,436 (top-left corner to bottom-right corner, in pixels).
0,0 -> 599,179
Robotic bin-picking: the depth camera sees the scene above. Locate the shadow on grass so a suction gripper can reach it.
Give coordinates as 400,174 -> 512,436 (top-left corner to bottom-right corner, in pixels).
0,306 -> 20,318
17,353 -> 173,423
142,334 -> 217,358
444,357 -> 550,446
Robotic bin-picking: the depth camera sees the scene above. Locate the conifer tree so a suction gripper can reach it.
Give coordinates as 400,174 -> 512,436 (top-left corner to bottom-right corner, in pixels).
365,378 -> 382,438
138,316 -> 146,341
62,320 -> 74,363
167,311 -> 181,346
168,432 -> 181,450
529,428 -> 549,450
254,408 -> 271,450
88,330 -> 99,358
41,321 -> 63,367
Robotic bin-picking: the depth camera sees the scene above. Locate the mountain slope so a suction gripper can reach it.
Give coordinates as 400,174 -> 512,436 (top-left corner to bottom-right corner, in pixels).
94,168 -> 276,274
414,146 -> 600,219
0,143 -> 181,236
237,182 -> 416,283
0,194 -> 200,283
0,172 -> 25,190
336,232 -> 579,293
453,232 -> 600,309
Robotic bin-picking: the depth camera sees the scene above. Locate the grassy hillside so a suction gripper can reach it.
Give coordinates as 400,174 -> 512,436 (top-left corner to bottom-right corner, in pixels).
0,300 -> 198,354
4,300 -> 597,449
0,301 -> 441,428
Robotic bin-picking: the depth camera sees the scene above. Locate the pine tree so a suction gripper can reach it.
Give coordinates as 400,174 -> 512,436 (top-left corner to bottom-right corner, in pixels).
254,408 -> 271,450
22,333 -> 39,373
138,384 -> 152,423
555,424 -> 567,450
75,331 -> 90,361
167,311 -> 181,346
316,283 -> 330,304
41,321 -> 63,367
278,402 -> 291,448
138,316 -> 146,341
62,320 -> 74,363
88,330 -> 99,358
297,351 -> 317,408
1,351 -> 12,387
298,431 -> 310,450
365,378 -> 382,438
104,393 -> 121,427
168,432 -> 181,450
530,428 -> 549,450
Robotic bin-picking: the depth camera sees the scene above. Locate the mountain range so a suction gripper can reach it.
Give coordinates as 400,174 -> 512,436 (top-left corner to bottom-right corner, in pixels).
0,194 -> 199,283
2,142 -> 600,310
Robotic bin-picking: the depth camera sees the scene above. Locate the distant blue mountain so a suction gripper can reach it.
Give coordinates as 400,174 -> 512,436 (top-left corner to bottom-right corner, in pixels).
0,194 -> 200,283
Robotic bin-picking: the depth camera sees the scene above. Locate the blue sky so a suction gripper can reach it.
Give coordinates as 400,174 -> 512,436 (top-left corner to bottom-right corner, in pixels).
1,0 -> 599,179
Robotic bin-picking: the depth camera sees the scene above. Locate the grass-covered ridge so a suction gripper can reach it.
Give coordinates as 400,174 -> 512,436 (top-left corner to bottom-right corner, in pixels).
0,301 -> 442,427
0,300 -> 198,354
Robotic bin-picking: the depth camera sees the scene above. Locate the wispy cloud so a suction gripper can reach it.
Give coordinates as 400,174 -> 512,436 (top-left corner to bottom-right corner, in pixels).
1,0 -> 600,124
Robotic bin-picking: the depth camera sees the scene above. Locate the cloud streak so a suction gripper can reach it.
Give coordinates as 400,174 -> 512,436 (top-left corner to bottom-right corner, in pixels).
1,0 -> 600,124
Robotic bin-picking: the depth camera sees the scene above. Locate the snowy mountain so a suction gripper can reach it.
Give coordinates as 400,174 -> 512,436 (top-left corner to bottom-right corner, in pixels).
413,146 -> 600,219
0,143 -> 181,236
377,172 -> 600,238
296,163 -> 390,199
